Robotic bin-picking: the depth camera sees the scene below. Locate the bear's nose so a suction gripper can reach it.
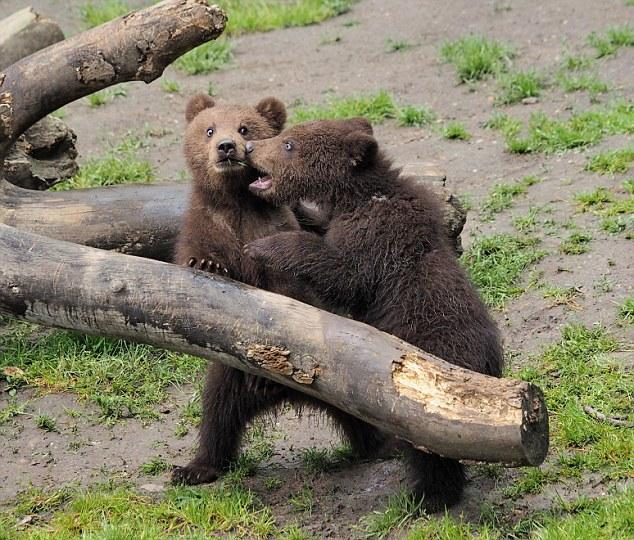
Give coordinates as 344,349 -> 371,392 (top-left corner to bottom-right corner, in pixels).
217,139 -> 236,157
245,141 -> 254,154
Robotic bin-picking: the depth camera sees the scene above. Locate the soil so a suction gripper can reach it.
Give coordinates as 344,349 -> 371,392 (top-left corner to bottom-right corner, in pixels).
1,0 -> 633,538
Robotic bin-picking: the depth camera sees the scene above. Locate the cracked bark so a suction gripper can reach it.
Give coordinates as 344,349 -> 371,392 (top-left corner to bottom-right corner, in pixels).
0,0 -> 226,161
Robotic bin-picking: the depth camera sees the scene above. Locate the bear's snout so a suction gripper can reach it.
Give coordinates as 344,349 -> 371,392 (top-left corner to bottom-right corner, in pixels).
217,139 -> 237,159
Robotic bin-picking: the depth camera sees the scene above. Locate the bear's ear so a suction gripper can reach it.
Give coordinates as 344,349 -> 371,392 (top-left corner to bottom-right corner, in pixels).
185,94 -> 215,123
255,97 -> 287,133
338,117 -> 374,135
344,131 -> 378,168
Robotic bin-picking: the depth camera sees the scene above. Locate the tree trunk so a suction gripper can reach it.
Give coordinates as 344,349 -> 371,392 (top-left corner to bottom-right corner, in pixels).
0,0 -> 227,160
0,7 -> 65,70
0,223 -> 549,466
0,175 -> 466,260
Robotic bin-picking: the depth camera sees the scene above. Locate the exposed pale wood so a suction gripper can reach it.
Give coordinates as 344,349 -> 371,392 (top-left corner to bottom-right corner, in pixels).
0,7 -> 65,70
0,0 -> 226,160
0,223 -> 549,466
0,172 -> 466,259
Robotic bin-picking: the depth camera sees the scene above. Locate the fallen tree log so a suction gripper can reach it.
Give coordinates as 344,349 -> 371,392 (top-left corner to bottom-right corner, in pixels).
0,0 -> 227,160
0,7 -> 65,70
0,174 -> 466,260
0,223 -> 549,466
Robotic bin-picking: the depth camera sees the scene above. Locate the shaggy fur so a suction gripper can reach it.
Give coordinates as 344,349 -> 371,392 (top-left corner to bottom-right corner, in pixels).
243,118 -> 504,512
172,99 -> 383,486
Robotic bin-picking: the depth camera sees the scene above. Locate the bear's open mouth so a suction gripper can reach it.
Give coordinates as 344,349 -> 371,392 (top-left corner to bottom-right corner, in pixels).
249,175 -> 273,193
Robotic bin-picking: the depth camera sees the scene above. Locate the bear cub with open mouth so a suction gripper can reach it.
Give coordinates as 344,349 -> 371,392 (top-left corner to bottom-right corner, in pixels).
244,118 -> 504,512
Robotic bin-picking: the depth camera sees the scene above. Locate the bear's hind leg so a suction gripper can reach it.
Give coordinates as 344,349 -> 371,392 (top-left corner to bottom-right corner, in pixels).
323,405 -> 388,459
172,363 -> 287,485
403,445 -> 466,513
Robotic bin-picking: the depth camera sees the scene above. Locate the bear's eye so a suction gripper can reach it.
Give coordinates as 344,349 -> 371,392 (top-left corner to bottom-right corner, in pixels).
238,126 -> 248,136
283,141 -> 293,152
206,127 -> 214,138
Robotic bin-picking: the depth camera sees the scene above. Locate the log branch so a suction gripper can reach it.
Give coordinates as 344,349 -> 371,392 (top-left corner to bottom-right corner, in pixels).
0,176 -> 466,260
0,223 -> 549,466
0,0 -> 227,160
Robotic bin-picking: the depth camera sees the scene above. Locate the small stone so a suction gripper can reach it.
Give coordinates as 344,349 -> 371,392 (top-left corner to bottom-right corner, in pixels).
521,97 -> 539,105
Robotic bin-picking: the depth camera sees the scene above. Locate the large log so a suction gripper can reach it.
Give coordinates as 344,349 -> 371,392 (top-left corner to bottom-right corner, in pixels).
0,175 -> 466,260
0,0 -> 227,161
0,7 -> 65,70
0,223 -> 549,466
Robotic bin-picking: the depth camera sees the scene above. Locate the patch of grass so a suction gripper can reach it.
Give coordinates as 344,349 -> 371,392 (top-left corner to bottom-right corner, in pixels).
496,70 -> 543,105
140,457 -> 171,476
299,444 -> 354,473
562,55 -> 593,71
386,38 -> 413,53
560,232 -> 593,255
223,0 -> 354,35
542,285 -> 582,310
600,197 -> 634,237
462,234 -> 546,308
85,85 -> 128,108
557,72 -> 608,99
79,0 -> 129,28
439,35 -> 513,82
50,108 -> 67,120
54,136 -> 154,190
518,325 -> 632,480
484,111 -> 522,133
441,121 -> 471,140
503,467 -> 559,498
513,207 -> 540,233
1,483 -> 278,539
618,298 -> 634,323
175,39 -> 233,75
481,175 -> 539,218
160,79 -> 181,94
397,105 -> 436,127
575,187 -> 615,210
0,399 -> 27,425
361,491 -> 423,539
624,178 -> 634,194
586,147 -> 634,175
35,414 -> 58,432
588,25 -> 634,57
0,321 -> 205,422
290,90 -> 398,123
501,100 -> 634,154
288,485 -> 314,514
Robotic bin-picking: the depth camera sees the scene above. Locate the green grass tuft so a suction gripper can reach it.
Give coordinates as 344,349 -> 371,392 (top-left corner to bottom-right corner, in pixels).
54,136 -> 155,190
496,70 -> 543,105
501,101 -> 634,154
0,321 -> 205,422
574,187 -> 615,210
560,232 -> 593,255
85,85 -> 128,108
160,79 -> 181,94
396,105 -> 436,127
140,457 -> 171,476
462,234 -> 546,308
441,121 -> 471,140
439,35 -> 513,82
360,491 -> 423,539
587,24 -> 634,57
481,175 -> 540,218
618,298 -> 634,323
299,445 -> 354,473
290,90 -> 398,123
175,39 -> 233,75
386,38 -> 413,53
586,147 -> 634,175
35,414 -> 58,432
80,0 -> 129,28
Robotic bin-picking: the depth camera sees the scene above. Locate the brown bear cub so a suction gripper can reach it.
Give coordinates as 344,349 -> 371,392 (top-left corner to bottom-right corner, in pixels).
244,118 -> 504,512
172,98 -> 385,486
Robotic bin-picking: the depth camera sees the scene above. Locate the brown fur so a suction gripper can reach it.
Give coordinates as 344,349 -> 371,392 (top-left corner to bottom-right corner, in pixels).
172,99 -> 384,486
243,118 -> 504,512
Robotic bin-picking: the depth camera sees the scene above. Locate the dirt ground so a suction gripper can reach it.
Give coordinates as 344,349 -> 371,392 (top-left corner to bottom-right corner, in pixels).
1,0 -> 633,538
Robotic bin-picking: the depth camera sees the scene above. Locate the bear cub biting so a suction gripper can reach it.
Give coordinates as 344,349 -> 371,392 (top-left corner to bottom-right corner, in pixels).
172,98 -> 386,486
244,118 -> 504,512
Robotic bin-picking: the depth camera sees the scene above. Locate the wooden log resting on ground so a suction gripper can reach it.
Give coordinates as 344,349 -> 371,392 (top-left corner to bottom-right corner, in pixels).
0,174 -> 466,260
0,0 -> 227,160
0,7 -> 65,70
0,223 -> 549,466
